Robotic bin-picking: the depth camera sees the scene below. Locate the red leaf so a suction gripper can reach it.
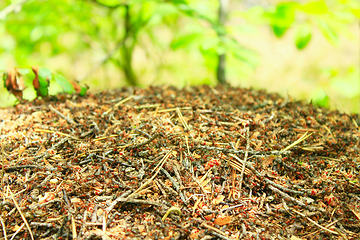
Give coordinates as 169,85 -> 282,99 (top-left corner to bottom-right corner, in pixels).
214,215 -> 231,225
32,66 -> 40,89
4,68 -> 25,100
69,80 -> 85,94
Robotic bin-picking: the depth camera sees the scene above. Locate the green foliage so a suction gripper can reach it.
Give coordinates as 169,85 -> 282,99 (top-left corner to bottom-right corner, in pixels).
265,2 -> 298,37
295,23 -> 312,49
264,0 -> 359,48
1,67 -> 87,102
36,67 -> 52,97
313,89 -> 330,108
0,0 -> 359,111
53,74 -> 74,94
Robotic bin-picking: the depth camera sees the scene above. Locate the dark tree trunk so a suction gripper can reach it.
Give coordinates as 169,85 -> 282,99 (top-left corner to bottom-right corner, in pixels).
217,0 -> 229,85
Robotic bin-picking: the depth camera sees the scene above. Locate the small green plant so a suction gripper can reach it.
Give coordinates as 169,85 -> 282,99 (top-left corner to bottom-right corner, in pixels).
2,67 -> 87,102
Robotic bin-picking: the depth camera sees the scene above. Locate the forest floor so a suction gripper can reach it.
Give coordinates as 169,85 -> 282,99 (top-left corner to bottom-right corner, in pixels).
0,85 -> 359,240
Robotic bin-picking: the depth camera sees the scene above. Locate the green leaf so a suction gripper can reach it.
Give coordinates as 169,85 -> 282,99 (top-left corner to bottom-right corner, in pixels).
35,67 -> 52,97
146,4 -> 179,27
53,73 -> 75,94
232,48 -> 259,67
36,83 -> 48,98
272,25 -> 289,37
17,68 -> 31,75
313,88 -> 329,108
171,32 -> 203,50
316,95 -> 329,108
78,86 -> 87,96
295,24 -> 312,49
38,67 -> 52,81
219,37 -> 258,66
316,20 -> 339,46
201,37 -> 219,51
266,2 -> 297,38
169,0 -> 216,25
300,0 -> 328,14
274,3 -> 297,19
200,48 -> 218,70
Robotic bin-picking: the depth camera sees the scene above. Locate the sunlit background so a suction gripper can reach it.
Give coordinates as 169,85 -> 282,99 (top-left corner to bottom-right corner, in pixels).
0,0 -> 359,113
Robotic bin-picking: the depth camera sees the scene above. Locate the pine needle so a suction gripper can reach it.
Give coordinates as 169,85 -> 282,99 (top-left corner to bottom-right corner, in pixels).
0,216 -> 7,240
282,131 -> 313,152
9,187 -> 34,240
126,150 -> 173,200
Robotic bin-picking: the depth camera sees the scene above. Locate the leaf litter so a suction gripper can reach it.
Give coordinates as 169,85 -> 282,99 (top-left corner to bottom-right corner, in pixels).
0,85 -> 359,239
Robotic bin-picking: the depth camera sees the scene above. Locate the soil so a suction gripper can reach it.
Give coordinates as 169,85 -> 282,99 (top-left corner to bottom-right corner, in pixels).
0,85 -> 359,240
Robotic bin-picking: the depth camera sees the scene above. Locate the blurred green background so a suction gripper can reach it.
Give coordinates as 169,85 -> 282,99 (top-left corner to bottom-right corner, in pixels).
1,0 -> 359,113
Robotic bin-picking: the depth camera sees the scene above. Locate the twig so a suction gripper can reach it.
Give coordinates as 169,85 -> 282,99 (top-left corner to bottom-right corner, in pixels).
49,105 -> 77,125
268,185 -> 325,213
9,187 -> 34,240
160,168 -> 186,202
281,131 -> 313,152
238,126 -> 249,192
292,209 -> 339,235
149,107 -> 192,113
198,221 -> 233,240
160,168 -> 180,191
29,199 -> 62,210
239,223 -> 247,239
109,197 -> 164,207
30,222 -> 53,228
57,215 -> 69,237
156,179 -> 176,196
220,204 -> 244,213
105,190 -> 132,213
102,214 -> 106,233
176,108 -> 191,131
228,154 -> 306,195
9,223 -> 25,240
0,0 -> 27,20
3,165 -> 39,172
127,133 -> 160,149
134,103 -> 160,109
79,128 -> 95,138
125,150 -> 173,200
132,128 -> 152,138
191,175 -> 209,198
302,219 -> 343,238
34,129 -> 78,140
1,145 -> 5,189
0,216 -> 7,240
196,145 -> 292,156
102,95 -> 135,116
211,231 -> 233,240
154,180 -> 168,198
185,136 -> 191,155
79,210 -> 87,237
33,138 -> 68,161
172,162 -> 183,186
93,134 -> 119,142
